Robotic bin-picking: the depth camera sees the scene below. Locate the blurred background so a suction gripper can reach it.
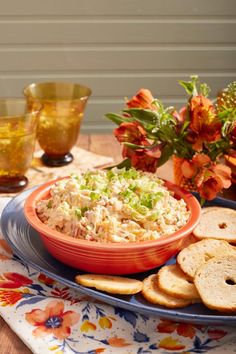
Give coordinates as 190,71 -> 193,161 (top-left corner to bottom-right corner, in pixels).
0,0 -> 235,133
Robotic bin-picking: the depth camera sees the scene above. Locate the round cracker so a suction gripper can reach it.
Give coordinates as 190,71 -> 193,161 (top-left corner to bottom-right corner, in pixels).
177,238 -> 236,279
157,264 -> 200,300
193,207 -> 236,242
194,255 -> 236,312
142,274 -> 191,308
75,274 -> 143,294
201,206 -> 222,214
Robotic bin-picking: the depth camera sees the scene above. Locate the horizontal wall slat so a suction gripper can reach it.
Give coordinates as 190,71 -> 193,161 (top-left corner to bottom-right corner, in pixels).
1,0 -> 236,16
75,96 -> 226,124
0,49 -> 235,72
0,75 -> 235,98
0,22 -> 235,44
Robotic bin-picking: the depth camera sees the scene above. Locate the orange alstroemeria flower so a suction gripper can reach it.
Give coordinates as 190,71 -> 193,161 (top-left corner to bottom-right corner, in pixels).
128,148 -> 161,173
114,121 -> 161,172
114,121 -> 147,144
197,172 -> 225,200
181,154 -> 231,200
189,96 -> 222,151
212,164 -> 232,189
127,89 -> 155,110
174,106 -> 188,123
197,164 -> 231,200
181,154 -> 211,179
0,272 -> 32,289
25,300 -> 80,339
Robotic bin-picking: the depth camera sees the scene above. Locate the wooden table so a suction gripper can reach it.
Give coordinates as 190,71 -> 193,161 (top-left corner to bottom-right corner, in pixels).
0,134 -> 235,354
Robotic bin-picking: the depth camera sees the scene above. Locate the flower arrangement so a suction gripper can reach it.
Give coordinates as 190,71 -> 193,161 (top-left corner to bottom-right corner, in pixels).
105,76 -> 236,200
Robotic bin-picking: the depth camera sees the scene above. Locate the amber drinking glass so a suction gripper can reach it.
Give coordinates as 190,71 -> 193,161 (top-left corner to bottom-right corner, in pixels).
24,82 -> 91,167
0,99 -> 39,193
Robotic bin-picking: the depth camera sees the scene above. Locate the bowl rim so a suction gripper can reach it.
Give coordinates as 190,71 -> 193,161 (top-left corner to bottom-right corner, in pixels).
24,176 -> 201,251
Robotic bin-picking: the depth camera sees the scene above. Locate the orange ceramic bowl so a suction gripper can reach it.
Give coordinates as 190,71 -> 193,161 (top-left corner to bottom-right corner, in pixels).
24,177 -> 201,274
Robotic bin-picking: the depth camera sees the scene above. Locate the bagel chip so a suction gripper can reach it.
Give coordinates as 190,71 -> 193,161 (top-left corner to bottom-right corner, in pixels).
142,274 -> 191,308
75,274 -> 143,295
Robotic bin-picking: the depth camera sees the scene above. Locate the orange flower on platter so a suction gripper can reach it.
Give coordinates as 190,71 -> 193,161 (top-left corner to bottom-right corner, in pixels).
126,88 -> 155,110
38,273 -> 56,286
99,316 -> 113,329
0,239 -> 13,261
0,288 -> 30,306
159,336 -> 185,350
207,328 -> 227,340
188,95 -> 222,151
157,320 -> 196,339
107,336 -> 130,347
25,300 -> 80,339
80,320 -> 96,332
0,272 -> 32,289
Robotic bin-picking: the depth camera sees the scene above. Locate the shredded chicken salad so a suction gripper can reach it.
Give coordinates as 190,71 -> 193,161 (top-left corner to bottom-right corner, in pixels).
36,168 -> 190,243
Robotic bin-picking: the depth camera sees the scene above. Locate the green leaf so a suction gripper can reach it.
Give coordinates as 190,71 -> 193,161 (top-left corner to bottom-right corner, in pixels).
123,108 -> 159,124
179,80 -> 195,95
222,121 -> 232,137
157,144 -> 173,167
180,120 -> 190,134
105,113 -> 133,125
179,75 -> 210,98
179,75 -> 199,96
124,142 -> 145,149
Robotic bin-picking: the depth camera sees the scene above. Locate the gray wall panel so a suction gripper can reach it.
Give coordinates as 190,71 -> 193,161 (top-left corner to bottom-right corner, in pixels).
0,22 -> 235,45
1,0 -> 236,16
0,48 -> 235,72
0,0 -> 235,133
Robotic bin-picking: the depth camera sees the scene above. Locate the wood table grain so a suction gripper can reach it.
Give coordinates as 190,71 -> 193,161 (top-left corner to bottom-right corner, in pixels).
0,134 -> 235,354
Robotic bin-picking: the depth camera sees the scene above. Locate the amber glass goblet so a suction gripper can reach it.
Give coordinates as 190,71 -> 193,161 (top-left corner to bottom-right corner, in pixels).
24,82 -> 91,167
0,99 -> 39,193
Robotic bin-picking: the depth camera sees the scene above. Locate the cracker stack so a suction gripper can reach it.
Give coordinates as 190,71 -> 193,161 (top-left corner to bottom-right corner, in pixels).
76,207 -> 236,313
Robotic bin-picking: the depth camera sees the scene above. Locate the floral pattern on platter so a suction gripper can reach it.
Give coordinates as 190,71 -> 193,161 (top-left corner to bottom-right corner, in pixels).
0,239 -> 235,354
